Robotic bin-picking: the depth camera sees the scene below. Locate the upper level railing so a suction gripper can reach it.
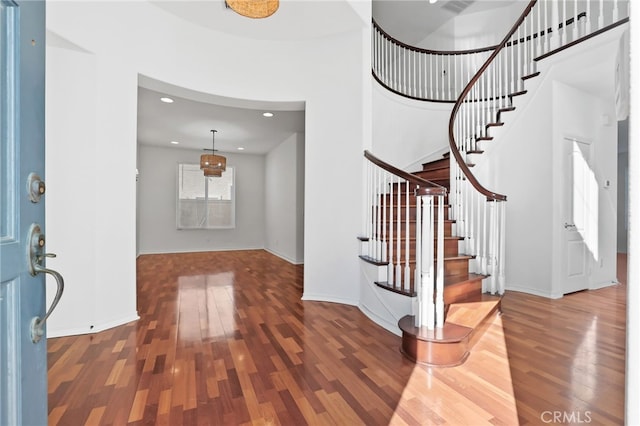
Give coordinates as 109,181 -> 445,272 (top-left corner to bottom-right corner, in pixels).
372,1 -> 624,103
372,19 -> 494,102
449,0 -> 629,294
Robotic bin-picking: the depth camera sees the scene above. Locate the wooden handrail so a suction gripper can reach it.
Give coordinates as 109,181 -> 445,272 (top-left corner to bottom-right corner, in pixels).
373,18 -> 498,55
373,13 -> 586,57
364,150 -> 447,196
448,0 -> 539,202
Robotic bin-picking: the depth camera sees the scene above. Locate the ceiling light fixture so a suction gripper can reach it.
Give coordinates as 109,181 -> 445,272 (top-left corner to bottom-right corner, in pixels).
226,0 -> 278,19
170,141 -> 180,145
263,112 -> 274,117
237,147 -> 245,151
200,130 -> 226,176
160,97 -> 174,103
429,0 -> 438,3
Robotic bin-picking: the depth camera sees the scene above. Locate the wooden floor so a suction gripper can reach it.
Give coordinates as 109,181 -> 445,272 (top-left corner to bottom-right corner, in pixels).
47,250 -> 627,425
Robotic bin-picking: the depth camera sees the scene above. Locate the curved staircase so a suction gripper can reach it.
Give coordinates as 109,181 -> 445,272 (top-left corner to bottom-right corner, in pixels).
399,155 -> 501,367
365,0 -> 630,367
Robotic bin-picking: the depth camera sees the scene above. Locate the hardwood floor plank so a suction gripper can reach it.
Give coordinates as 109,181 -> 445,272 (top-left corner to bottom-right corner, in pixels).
47,250 -> 626,425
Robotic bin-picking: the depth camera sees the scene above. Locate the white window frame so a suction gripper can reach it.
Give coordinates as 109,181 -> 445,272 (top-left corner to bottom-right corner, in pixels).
176,163 -> 236,230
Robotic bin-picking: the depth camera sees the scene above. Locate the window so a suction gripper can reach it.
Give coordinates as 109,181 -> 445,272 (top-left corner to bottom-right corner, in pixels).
177,163 -> 235,229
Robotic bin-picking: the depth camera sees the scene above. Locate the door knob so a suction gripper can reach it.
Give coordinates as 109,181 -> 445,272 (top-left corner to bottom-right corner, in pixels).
26,224 -> 65,343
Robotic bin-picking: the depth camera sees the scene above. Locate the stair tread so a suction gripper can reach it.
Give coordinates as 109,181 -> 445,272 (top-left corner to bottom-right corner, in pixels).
445,294 -> 502,329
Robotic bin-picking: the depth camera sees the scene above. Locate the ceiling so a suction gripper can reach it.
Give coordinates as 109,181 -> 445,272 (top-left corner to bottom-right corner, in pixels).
373,0 -> 518,46
137,81 -> 305,155
137,1 -> 516,155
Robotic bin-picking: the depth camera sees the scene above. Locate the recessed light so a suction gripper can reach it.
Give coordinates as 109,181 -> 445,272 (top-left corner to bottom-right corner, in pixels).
263,112 -> 274,117
170,141 -> 180,145
160,97 -> 174,103
237,147 -> 245,151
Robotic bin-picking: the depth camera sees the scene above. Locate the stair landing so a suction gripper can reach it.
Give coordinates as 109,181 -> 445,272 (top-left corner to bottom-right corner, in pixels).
398,294 -> 501,367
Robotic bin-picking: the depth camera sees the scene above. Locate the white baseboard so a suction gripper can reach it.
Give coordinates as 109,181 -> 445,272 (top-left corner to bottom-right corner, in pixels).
358,302 -> 401,336
264,248 -> 304,265
301,293 -> 358,306
505,285 -> 562,299
137,246 -> 265,256
47,312 -> 140,339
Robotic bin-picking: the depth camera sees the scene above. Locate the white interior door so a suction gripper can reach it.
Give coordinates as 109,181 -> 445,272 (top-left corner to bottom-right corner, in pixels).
562,137 -> 597,294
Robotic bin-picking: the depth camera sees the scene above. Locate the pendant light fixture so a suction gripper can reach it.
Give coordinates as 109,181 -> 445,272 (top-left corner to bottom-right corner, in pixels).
200,129 -> 226,176
226,0 -> 279,19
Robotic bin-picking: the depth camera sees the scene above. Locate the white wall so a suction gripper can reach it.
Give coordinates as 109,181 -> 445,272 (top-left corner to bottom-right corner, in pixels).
471,28 -> 622,298
45,0 -> 366,335
372,83 -> 452,170
474,71 -> 555,297
45,43 -> 138,336
137,145 -> 266,254
417,2 -> 525,51
551,81 -> 618,294
265,133 -> 305,264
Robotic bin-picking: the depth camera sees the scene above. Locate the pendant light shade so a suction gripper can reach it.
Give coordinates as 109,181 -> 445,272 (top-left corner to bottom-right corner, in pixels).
226,0 -> 279,19
203,168 -> 223,177
200,130 -> 226,176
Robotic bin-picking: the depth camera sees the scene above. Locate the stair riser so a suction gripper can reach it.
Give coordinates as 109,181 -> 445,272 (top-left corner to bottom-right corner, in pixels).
389,181 -> 449,194
421,157 -> 450,172
376,221 -> 453,237
380,193 -> 450,203
414,168 -> 450,181
387,257 -> 472,287
378,206 -> 450,221
384,239 -> 460,258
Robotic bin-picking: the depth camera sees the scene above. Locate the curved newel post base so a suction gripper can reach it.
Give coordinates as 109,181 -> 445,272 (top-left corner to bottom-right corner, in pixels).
399,315 -> 472,367
398,293 -> 502,367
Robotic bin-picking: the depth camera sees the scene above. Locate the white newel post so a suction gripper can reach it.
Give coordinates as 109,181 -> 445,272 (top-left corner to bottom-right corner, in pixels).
418,195 -> 436,330
435,195 -> 445,327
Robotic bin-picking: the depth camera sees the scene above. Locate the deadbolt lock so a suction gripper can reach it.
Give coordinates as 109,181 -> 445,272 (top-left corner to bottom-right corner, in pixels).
27,172 -> 46,203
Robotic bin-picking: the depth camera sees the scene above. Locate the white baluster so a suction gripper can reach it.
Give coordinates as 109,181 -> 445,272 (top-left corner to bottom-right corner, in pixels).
586,0 -> 592,34
498,201 -> 506,295
561,0 -> 567,45
429,54 -> 433,100
598,0 -> 605,29
419,50 -> 423,99
366,161 -> 371,258
550,0 -> 560,49
543,0 -> 549,53
382,173 -> 387,263
447,55 -> 452,100
498,51 -> 503,110
415,192 -> 422,298
373,168 -> 379,260
537,2 -> 543,55
387,37 -> 391,87
481,199 -> 488,277
435,195 -> 445,328
573,0 -> 579,41
490,200 -> 498,294
613,0 -> 619,22
396,173 -> 401,287
526,10 -> 531,75
404,178 -> 411,292
421,196 -> 435,330
512,35 -> 516,91
388,174 -> 394,284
